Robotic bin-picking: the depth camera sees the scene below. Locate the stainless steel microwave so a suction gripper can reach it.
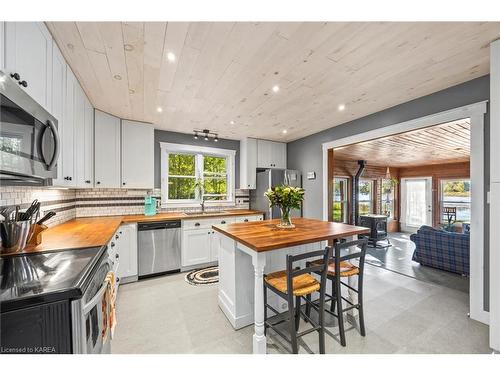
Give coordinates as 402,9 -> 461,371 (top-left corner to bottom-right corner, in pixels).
0,70 -> 60,185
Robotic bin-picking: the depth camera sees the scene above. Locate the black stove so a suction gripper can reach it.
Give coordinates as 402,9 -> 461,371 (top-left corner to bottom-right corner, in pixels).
0,246 -> 106,312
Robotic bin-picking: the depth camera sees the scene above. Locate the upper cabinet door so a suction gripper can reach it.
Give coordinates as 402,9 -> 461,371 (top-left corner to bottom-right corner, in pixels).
4,22 -> 53,110
51,44 -> 66,186
83,97 -> 94,187
257,139 -> 286,168
272,142 -> 287,169
94,110 -> 121,188
74,83 -> 86,187
61,68 -> 76,186
257,139 -> 273,168
121,120 -> 154,189
0,22 -> 5,69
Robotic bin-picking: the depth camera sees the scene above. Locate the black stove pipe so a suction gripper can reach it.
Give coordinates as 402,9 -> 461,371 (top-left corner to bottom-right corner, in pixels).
352,160 -> 366,225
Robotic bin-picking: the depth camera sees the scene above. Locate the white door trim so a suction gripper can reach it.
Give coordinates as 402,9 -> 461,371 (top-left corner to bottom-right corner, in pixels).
321,100 -> 488,325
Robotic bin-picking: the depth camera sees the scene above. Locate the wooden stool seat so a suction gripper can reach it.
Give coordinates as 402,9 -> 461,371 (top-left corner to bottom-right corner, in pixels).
265,270 -> 321,296
309,259 -> 359,277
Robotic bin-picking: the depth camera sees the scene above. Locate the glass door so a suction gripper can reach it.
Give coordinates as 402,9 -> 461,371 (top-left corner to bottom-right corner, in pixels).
401,177 -> 432,232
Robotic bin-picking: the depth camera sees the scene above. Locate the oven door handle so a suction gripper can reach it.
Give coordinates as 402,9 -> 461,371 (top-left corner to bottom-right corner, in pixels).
83,278 -> 110,315
40,119 -> 60,171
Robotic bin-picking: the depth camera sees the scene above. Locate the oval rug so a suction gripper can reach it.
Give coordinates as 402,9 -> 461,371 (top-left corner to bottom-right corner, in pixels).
185,266 -> 219,286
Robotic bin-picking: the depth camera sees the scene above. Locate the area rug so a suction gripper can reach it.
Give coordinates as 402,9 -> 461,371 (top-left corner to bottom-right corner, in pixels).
185,266 -> 219,285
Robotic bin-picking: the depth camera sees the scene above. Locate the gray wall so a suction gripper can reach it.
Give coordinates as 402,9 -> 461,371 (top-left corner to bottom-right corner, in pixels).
287,75 -> 490,310
154,129 -> 240,189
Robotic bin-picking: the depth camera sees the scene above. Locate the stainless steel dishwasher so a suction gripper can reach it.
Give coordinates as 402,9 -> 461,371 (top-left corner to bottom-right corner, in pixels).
138,220 -> 181,278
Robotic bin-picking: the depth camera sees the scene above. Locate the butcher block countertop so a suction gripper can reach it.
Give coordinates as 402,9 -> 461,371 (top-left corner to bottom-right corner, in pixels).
212,218 -> 370,252
2,209 -> 263,257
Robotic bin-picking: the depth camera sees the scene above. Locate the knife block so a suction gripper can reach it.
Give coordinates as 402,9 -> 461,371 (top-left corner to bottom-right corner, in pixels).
27,224 -> 48,246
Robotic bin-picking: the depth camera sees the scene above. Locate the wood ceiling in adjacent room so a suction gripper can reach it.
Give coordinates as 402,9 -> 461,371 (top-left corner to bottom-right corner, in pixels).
333,119 -> 471,168
45,22 -> 500,141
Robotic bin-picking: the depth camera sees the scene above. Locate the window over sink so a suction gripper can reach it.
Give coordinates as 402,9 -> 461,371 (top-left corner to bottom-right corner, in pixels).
160,142 -> 235,208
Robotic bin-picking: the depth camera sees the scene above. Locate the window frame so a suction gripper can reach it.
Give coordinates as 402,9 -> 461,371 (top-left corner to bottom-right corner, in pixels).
358,179 -> 374,216
333,177 -> 349,223
439,178 -> 471,223
160,142 -> 236,208
380,178 -> 395,219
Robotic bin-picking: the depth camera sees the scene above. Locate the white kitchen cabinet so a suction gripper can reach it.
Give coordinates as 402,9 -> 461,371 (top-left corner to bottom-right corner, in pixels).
182,215 -> 263,267
83,97 -> 94,186
0,22 -> 5,69
74,83 -> 94,188
4,22 -> 53,110
59,68 -> 76,185
256,139 -> 287,169
116,223 -> 138,283
240,138 -> 257,189
74,83 -> 86,187
272,141 -> 287,169
121,120 -> 154,189
94,110 -> 121,188
182,228 -> 212,267
51,44 -> 67,186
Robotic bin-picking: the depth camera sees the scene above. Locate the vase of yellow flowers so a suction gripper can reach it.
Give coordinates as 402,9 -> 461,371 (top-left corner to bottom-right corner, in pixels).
264,185 -> 305,229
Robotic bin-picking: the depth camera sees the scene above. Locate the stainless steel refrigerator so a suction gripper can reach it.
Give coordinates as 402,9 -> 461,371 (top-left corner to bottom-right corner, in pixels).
250,169 -> 303,220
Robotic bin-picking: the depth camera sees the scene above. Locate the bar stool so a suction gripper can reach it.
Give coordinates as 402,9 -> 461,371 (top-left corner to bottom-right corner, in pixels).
263,247 -> 330,354
305,238 -> 368,347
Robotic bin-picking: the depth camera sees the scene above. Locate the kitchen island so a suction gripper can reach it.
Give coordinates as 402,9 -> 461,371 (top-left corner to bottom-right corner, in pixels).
212,218 -> 369,354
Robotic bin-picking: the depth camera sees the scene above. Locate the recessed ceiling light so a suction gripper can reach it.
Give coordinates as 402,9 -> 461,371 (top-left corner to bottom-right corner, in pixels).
272,85 -> 280,93
338,103 -> 346,111
156,106 -> 163,113
113,74 -> 122,81
124,44 -> 134,52
67,43 -> 74,50
167,52 -> 176,62
230,120 -> 235,125
282,129 -> 288,134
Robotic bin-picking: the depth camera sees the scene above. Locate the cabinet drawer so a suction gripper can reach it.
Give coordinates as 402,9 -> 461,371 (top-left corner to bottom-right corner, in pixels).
234,215 -> 263,223
183,217 -> 235,230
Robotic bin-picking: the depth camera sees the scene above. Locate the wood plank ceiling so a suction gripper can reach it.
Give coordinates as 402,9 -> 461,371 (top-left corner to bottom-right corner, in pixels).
333,119 -> 471,167
45,22 -> 500,141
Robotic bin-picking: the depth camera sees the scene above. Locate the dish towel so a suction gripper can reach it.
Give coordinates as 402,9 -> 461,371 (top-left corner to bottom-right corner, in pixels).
102,271 -> 117,340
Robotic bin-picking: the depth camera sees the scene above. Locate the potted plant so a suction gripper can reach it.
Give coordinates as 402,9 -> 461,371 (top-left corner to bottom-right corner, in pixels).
264,185 -> 305,229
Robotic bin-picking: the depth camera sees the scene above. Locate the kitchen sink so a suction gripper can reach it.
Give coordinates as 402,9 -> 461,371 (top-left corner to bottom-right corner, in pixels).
184,211 -> 227,216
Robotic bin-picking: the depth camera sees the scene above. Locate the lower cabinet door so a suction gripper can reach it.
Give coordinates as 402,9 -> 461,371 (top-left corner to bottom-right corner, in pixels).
209,231 -> 219,262
182,229 -> 211,267
116,224 -> 138,281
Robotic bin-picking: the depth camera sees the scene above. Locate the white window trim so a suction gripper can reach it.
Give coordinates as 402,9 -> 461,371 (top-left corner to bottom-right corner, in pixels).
160,142 -> 236,208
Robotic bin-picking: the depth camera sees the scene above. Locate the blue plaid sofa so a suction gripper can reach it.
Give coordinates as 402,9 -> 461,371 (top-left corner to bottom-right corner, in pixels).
410,225 -> 470,276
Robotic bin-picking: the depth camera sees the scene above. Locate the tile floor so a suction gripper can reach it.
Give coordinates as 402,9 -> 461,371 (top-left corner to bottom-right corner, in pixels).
366,232 -> 469,293
111,264 -> 490,354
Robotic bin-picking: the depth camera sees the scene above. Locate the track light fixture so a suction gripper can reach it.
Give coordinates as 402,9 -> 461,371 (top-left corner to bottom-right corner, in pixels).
193,129 -> 219,142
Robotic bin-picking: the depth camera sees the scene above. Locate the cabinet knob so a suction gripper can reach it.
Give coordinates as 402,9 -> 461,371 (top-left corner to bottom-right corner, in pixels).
119,231 -> 123,235
221,220 -> 226,224
10,72 -> 20,81
85,180 -> 91,184
244,219 -> 249,222
96,181 -> 101,185
122,182 -> 126,186
111,242 -> 115,247
69,176 -> 72,181
18,80 -> 28,88
195,223 -> 200,227
115,254 -> 119,259
115,235 -> 119,240
116,277 -> 120,283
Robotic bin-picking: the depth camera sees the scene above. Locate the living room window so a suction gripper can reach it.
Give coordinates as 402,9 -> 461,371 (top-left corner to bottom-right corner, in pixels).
333,177 -> 349,223
160,142 -> 236,208
381,178 -> 395,218
440,179 -> 471,223
358,179 -> 373,216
